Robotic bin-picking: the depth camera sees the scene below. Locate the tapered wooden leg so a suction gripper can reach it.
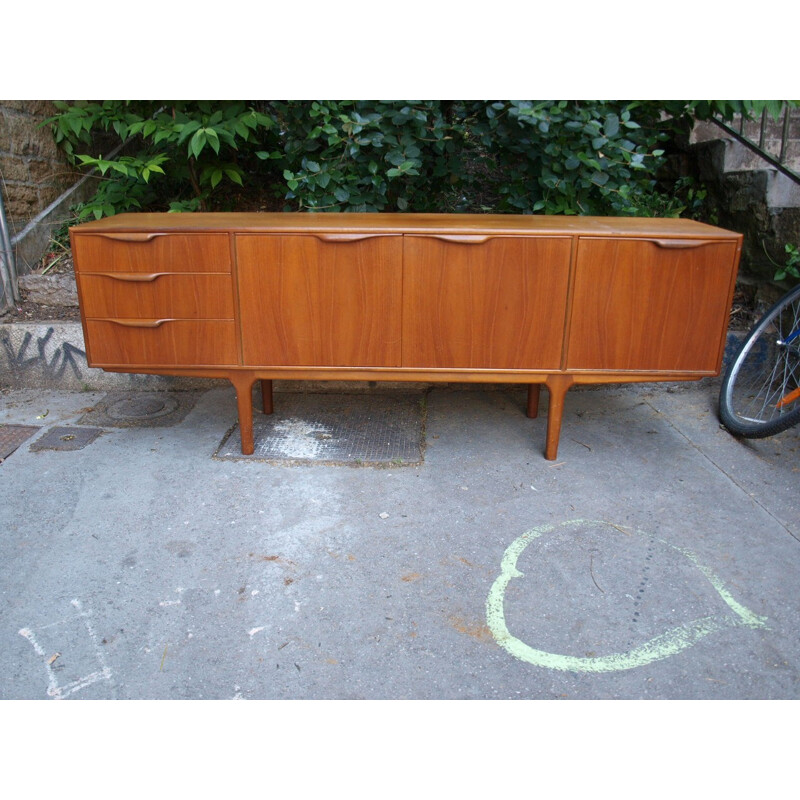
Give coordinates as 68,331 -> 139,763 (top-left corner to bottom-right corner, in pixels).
232,375 -> 255,455
526,384 -> 541,418
260,380 -> 273,415
544,376 -> 573,460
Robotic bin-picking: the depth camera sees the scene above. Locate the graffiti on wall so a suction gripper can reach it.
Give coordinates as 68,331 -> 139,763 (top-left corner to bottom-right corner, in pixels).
1,326 -> 87,384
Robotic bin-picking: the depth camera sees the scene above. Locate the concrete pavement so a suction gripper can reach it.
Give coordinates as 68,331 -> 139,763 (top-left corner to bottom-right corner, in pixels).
0,379 -> 798,699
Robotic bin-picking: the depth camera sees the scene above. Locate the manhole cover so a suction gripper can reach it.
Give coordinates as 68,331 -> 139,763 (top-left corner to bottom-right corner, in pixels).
106,394 -> 179,420
0,424 -> 40,461
215,392 -> 426,465
29,426 -> 103,452
79,391 -> 199,428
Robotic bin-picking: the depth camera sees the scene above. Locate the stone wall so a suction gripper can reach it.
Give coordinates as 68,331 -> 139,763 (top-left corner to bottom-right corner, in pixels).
0,101 -> 79,237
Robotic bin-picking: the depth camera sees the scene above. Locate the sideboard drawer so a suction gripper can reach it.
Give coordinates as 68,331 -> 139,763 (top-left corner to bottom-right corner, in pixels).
85,319 -> 238,367
567,237 -> 739,372
78,273 -> 235,319
72,232 -> 231,274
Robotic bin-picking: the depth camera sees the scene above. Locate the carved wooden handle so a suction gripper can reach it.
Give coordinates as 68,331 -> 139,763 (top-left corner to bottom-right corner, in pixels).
650,239 -> 716,249
106,318 -> 171,328
96,272 -> 168,282
93,232 -> 164,243
310,233 -> 398,242
426,234 -> 493,244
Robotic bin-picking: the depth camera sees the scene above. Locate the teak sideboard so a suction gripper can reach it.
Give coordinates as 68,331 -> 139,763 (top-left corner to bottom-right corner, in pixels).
69,213 -> 743,459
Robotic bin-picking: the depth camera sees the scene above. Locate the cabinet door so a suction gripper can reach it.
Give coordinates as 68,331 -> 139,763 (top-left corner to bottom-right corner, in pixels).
567,237 -> 738,372
236,234 -> 403,367
402,235 -> 572,369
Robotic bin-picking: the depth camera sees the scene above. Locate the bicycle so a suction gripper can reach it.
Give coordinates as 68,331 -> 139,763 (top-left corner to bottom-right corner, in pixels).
719,282 -> 800,437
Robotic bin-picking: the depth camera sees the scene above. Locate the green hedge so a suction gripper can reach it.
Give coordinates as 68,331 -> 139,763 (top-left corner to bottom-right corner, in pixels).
44,100 -> 777,221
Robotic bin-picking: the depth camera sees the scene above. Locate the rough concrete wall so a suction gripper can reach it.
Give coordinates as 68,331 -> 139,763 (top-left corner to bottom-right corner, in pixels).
0,101 -> 78,237
692,139 -> 800,284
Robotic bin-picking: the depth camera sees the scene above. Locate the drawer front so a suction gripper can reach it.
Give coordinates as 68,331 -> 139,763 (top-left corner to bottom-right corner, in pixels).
85,319 -> 238,367
402,235 -> 572,369
237,233 -> 403,367
78,273 -> 235,319
567,237 -> 739,372
72,232 -> 231,274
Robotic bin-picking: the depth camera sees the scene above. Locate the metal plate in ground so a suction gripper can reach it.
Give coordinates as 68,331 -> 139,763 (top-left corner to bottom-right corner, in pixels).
78,391 -> 200,428
29,426 -> 104,452
0,425 -> 41,461
215,393 -> 425,465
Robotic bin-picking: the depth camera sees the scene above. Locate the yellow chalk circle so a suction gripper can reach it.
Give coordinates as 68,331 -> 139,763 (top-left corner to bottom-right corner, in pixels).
485,520 -> 767,673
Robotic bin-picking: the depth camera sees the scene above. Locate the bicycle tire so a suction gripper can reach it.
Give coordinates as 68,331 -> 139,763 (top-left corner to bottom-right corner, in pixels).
719,282 -> 800,438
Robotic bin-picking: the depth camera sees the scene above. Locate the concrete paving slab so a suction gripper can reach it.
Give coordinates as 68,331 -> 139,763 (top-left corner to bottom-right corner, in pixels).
0,381 -> 798,699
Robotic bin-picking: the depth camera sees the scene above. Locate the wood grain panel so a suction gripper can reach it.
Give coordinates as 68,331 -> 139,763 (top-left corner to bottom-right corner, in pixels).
401,236 -> 572,369
567,238 -> 738,372
85,320 -> 238,366
236,234 -> 403,367
71,212 -> 744,241
72,233 -> 231,273
78,273 -> 234,319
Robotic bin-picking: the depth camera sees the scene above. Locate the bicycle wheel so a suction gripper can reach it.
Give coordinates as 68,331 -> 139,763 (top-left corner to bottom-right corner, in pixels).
719,283 -> 800,437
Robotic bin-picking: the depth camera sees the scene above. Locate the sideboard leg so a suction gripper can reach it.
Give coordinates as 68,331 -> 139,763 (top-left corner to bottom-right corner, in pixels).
544,376 -> 573,460
526,384 -> 541,418
232,375 -> 256,455
260,380 -> 274,415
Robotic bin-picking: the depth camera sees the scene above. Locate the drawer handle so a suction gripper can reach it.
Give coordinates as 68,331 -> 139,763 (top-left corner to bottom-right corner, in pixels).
426,234 -> 492,244
650,239 -> 716,249
96,272 -> 169,283
310,233 -> 397,242
93,232 -> 164,243
106,318 -> 172,328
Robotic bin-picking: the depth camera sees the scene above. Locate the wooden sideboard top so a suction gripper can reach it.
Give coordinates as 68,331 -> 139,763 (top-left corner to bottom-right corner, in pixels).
71,212 -> 742,240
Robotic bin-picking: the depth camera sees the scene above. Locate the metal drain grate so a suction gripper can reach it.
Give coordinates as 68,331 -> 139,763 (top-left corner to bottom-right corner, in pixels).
29,426 -> 103,452
216,393 -> 425,465
78,391 -> 199,428
0,424 -> 41,461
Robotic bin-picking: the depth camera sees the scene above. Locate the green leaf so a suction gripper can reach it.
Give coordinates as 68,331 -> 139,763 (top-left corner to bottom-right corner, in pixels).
204,127 -> 221,154
604,114 -> 620,138
225,168 -> 243,186
190,129 -> 207,159
334,186 -> 350,203
211,169 -> 223,188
